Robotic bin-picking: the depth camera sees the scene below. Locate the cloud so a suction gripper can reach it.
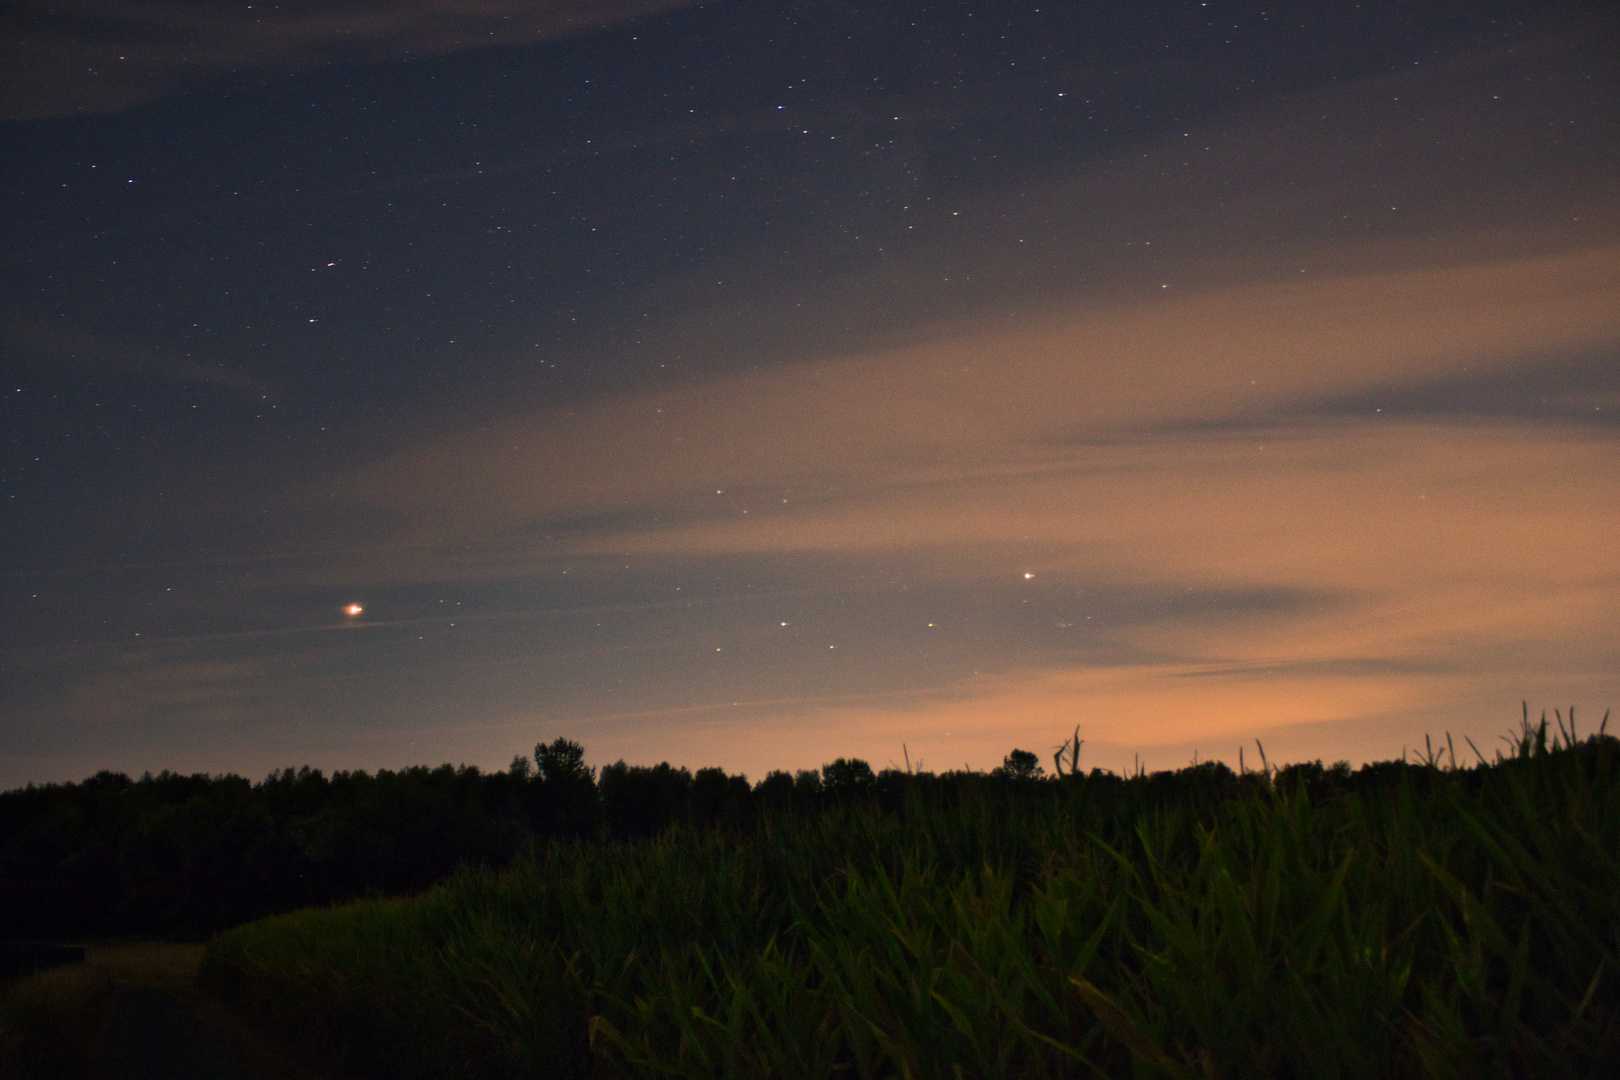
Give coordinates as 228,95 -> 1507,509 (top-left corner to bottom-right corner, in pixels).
14,416 -> 1616,783
1293,348 -> 1620,427
22,647 -> 278,738
710,656 -> 1620,780
334,245 -> 1620,559
3,318 -> 269,401
606,23 -> 1617,373
0,0 -> 697,120
300,236 -> 1620,772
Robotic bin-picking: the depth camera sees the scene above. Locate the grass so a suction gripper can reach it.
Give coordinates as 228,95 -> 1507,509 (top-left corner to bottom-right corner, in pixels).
202,716 -> 1620,1078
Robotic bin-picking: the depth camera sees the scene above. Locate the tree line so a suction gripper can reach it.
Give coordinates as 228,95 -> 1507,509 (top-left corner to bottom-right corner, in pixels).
1,735 -> 1446,941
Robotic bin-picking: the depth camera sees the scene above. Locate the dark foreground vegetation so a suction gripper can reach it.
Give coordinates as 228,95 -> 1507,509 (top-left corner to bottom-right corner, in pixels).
190,713 -> 1618,1079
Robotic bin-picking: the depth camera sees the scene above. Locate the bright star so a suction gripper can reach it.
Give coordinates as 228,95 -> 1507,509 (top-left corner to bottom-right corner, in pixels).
345,603 -> 363,617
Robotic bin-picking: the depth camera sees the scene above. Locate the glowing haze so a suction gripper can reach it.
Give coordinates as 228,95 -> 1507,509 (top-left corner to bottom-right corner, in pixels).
2,1 -> 1616,787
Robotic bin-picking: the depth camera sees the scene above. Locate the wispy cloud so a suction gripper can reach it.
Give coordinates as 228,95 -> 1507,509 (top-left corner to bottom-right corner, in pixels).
290,254 -> 1620,773
257,40 -> 1618,775
4,318 -> 269,401
334,246 -> 1620,556
0,0 -> 696,120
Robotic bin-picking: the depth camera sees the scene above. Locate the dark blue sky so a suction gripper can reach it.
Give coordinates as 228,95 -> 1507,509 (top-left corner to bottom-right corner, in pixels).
3,0 -> 1616,786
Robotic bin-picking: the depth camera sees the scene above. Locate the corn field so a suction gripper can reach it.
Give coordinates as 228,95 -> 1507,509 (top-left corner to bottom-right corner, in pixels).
201,714 -> 1620,1078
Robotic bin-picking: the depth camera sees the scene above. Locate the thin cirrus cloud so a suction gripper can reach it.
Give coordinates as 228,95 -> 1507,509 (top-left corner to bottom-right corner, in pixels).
275,35 -> 1620,775
0,0 -> 696,120
2,318 -> 270,402
338,246 -> 1620,553
304,238 -> 1620,775
617,25 -> 1615,381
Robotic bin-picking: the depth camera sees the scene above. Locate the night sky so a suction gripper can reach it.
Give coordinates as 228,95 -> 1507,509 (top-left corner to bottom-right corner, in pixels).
3,0 -> 1617,788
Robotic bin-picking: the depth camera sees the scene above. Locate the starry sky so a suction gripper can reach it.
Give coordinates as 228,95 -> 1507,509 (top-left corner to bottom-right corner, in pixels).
3,0 -> 1617,788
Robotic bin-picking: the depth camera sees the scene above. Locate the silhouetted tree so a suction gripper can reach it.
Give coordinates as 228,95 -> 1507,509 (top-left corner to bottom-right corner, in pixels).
532,738 -> 599,838
996,749 -> 1044,781
792,769 -> 823,812
600,761 -> 690,838
820,758 -> 875,804
754,771 -> 796,815
691,767 -> 752,827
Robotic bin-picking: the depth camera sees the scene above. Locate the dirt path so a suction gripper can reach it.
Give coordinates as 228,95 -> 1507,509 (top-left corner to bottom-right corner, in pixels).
2,942 -> 352,1080
94,983 -> 242,1080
